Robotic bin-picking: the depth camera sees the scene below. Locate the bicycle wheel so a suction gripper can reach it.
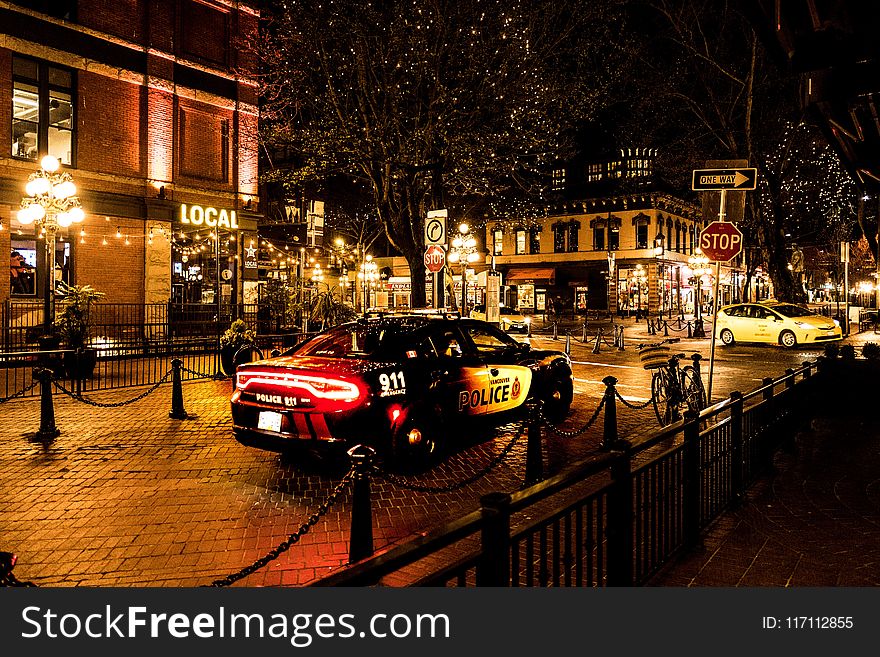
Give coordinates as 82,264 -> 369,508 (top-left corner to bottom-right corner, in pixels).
651,370 -> 676,426
680,365 -> 707,414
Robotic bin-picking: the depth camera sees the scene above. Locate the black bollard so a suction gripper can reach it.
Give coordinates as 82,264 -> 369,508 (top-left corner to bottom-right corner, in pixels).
348,444 -> 376,563
34,367 -> 59,442
687,321 -> 693,338
592,328 -> 602,354
564,331 -> 571,356
663,320 -> 669,337
582,322 -> 588,343
524,400 -> 543,485
168,358 -> 189,420
552,321 -> 558,340
693,318 -> 705,338
602,376 -> 618,449
617,325 -> 625,351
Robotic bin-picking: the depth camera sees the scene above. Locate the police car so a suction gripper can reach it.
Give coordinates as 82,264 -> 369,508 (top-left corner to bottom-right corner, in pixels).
231,311 -> 573,462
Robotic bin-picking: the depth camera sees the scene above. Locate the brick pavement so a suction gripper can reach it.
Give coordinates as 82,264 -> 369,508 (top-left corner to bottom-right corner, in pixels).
0,316 -> 860,588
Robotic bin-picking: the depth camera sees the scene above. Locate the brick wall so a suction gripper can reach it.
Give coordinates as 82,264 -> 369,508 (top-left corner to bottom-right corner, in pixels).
75,218 -> 145,304
78,72 -> 142,178
78,0 -> 146,44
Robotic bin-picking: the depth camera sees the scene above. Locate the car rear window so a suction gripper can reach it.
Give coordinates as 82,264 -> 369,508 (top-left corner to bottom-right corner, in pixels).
291,320 -> 426,358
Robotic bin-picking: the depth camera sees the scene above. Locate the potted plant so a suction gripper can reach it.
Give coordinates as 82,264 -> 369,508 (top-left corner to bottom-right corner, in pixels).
220,319 -> 257,375
54,282 -> 105,379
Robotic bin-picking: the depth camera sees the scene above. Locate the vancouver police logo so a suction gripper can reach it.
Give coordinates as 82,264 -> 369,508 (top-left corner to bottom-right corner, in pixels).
512,377 -> 521,399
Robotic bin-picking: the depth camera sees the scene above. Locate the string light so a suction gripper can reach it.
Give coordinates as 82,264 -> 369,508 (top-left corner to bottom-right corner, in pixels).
116,227 -> 122,238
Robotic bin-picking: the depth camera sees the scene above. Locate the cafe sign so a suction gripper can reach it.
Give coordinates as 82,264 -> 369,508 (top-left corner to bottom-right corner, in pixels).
179,204 -> 239,230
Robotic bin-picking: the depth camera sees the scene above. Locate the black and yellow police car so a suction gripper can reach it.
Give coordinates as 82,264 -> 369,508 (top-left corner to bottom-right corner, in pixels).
231,310 -> 573,462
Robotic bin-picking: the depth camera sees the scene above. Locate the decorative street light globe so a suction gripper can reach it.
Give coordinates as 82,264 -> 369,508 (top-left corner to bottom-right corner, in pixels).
18,155 -> 86,339
448,222 -> 480,314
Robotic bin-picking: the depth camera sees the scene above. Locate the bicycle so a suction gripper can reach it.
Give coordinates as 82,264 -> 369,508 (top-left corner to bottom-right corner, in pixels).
637,337 -> 707,426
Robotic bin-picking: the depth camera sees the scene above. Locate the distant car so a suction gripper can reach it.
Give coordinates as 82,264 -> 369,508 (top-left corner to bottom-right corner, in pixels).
714,301 -> 842,348
469,305 -> 532,333
231,312 -> 572,463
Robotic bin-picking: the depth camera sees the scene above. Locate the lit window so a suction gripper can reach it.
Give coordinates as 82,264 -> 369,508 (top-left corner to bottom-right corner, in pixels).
515,230 -> 527,255
492,228 -> 504,256
552,168 -> 566,191
529,227 -> 541,254
12,56 -> 74,165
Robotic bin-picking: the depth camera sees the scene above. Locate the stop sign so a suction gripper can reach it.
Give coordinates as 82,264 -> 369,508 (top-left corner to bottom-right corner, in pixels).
424,244 -> 446,273
699,221 -> 744,262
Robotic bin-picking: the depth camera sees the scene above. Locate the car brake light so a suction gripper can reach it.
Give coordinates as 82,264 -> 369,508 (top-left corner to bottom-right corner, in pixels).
236,370 -> 362,402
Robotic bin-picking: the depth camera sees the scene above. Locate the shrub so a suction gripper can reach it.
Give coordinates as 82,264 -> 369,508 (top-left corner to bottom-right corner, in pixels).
862,342 -> 880,360
220,319 -> 256,351
840,343 -> 856,360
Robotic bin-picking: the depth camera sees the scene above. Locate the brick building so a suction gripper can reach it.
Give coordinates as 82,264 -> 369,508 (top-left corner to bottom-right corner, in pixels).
1,0 -> 261,313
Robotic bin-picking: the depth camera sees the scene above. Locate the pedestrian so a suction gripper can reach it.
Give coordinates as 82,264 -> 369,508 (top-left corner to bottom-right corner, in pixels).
10,251 -> 31,295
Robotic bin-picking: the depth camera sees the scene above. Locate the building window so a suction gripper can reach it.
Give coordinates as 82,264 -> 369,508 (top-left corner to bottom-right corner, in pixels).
553,224 -> 566,253
609,225 -> 620,250
552,168 -> 566,192
593,227 -> 605,251
492,228 -> 504,256
515,230 -> 527,255
12,56 -> 74,165
567,223 -> 579,252
636,224 -> 648,249
529,227 -> 541,254
587,163 -> 603,182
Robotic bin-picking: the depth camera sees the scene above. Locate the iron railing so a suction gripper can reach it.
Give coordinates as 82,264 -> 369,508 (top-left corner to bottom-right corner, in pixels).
312,360 -> 822,587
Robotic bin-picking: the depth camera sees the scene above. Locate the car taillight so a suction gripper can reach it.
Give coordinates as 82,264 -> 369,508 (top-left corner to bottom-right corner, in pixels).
236,370 -> 363,404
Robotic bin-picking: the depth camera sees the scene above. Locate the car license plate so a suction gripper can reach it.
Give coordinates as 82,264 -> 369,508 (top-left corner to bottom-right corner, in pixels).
257,411 -> 282,433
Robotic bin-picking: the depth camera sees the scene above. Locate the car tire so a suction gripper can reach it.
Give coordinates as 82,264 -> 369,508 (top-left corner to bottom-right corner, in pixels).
390,409 -> 440,470
780,330 -> 797,348
719,328 -> 735,346
541,372 -> 573,423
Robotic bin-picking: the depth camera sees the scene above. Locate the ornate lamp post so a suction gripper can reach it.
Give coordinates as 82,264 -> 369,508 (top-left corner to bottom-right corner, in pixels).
448,222 -> 479,315
633,263 -> 648,320
688,247 -> 711,337
358,254 -> 378,313
17,155 -> 85,343
653,233 -> 665,320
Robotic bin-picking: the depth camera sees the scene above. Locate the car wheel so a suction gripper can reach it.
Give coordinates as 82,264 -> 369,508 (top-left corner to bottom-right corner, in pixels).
780,330 -> 797,348
719,328 -> 735,346
542,372 -> 573,423
390,409 -> 440,469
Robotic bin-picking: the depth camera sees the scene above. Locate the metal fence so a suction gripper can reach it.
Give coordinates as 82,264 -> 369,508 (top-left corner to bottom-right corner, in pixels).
0,300 -> 307,399
312,361 -> 821,587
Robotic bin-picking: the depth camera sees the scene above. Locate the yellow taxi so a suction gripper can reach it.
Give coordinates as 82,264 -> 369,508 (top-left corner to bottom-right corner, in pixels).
714,300 -> 842,348
469,305 -> 532,333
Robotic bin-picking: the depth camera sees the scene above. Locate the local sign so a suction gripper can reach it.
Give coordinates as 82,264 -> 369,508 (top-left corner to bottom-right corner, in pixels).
699,221 -> 744,262
424,244 -> 446,273
691,168 -> 757,191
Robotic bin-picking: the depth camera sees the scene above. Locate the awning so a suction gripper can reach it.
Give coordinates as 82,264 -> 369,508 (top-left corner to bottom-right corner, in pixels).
505,267 -> 556,284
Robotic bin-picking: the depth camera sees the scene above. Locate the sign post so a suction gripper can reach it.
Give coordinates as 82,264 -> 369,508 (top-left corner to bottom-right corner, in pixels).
693,168 -> 755,404
425,209 -> 447,308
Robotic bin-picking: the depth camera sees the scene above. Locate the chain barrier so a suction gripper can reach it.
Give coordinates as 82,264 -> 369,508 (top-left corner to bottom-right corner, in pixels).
374,423 -> 525,493
599,330 -> 618,347
539,395 -> 606,438
614,388 -> 656,410
0,378 -> 41,404
662,320 -> 691,334
208,469 -> 355,587
181,365 -> 227,380
53,369 -> 173,408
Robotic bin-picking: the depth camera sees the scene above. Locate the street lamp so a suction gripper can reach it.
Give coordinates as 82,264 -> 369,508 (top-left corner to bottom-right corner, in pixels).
448,222 -> 479,315
653,233 -> 665,320
17,155 -> 85,343
633,263 -> 648,320
688,247 -> 711,337
358,254 -> 378,313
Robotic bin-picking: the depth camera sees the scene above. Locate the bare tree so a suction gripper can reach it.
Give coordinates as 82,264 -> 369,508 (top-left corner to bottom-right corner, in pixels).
256,0 -> 623,306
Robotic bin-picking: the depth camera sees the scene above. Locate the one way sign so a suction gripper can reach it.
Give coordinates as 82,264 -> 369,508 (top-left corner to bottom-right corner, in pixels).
691,167 -> 757,191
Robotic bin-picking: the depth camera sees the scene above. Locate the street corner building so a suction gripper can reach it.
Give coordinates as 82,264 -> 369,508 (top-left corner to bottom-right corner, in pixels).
0,1 -> 263,323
